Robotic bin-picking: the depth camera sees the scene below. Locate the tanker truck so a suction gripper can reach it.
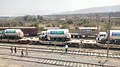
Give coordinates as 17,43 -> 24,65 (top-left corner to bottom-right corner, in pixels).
96,30 -> 120,44
4,29 -> 24,39
39,29 -> 71,42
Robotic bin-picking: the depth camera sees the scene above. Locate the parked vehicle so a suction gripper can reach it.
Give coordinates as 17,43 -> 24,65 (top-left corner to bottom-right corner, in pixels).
39,29 -> 71,42
2,29 -> 24,39
96,30 -> 120,44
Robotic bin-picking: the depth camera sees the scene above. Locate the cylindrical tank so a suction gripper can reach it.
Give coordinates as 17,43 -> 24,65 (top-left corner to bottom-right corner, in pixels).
4,29 -> 24,38
110,30 -> 120,39
47,29 -> 69,37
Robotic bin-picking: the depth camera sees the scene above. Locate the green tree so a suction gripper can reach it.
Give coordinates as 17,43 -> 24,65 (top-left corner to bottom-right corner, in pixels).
100,22 -> 108,31
61,24 -> 69,29
22,15 -> 36,22
81,19 -> 89,24
37,15 -> 44,22
83,22 -> 96,27
66,19 -> 73,24
30,22 -> 39,27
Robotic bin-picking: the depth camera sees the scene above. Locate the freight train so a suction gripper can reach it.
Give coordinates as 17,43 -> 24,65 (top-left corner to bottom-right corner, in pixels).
0,28 -> 120,48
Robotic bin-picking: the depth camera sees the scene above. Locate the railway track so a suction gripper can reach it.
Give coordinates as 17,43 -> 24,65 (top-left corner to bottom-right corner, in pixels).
0,53 -> 114,67
0,44 -> 120,59
30,49 -> 120,58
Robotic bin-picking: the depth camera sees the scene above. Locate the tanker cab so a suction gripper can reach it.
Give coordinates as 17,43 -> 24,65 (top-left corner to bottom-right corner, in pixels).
38,31 -> 47,41
65,33 -> 71,41
96,32 -> 107,42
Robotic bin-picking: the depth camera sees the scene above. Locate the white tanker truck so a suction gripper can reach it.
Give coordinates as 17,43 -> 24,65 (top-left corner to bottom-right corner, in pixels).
96,30 -> 120,44
3,29 -> 24,39
39,29 -> 71,42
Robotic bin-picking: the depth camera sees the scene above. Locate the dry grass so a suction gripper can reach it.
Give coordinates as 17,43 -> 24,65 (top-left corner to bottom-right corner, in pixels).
111,26 -> 120,29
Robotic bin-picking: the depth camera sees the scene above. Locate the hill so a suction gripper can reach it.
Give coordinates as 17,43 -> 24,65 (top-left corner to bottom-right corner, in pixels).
58,5 -> 120,15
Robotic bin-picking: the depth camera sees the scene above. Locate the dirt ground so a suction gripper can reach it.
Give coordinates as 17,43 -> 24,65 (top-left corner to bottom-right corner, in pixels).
0,58 -> 64,67
0,59 -> 23,67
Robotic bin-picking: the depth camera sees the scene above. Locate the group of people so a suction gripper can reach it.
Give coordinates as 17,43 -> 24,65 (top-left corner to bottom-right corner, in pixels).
10,44 -> 68,57
10,47 -> 28,57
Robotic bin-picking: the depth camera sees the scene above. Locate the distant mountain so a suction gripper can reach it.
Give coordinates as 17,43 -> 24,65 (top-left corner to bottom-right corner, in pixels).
58,5 -> 120,15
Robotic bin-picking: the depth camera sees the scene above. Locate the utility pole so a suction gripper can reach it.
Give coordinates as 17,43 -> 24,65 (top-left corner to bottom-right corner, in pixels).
96,14 -> 100,34
96,14 -> 100,45
107,13 -> 112,58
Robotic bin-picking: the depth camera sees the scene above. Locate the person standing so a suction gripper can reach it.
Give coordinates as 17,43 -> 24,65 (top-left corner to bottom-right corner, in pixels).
14,47 -> 17,53
65,44 -> 68,53
10,47 -> 13,53
21,49 -> 24,57
25,48 -> 28,56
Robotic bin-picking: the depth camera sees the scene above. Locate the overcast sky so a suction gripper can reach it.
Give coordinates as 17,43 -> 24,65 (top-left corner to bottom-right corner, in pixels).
0,0 -> 120,16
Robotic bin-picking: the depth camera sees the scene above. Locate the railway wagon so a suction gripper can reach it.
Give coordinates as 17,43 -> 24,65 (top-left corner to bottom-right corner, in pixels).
0,29 -> 24,43
0,27 -> 38,36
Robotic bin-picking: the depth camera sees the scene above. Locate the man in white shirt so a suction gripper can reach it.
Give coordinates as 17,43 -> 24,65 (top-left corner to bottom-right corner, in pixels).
65,45 -> 68,53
